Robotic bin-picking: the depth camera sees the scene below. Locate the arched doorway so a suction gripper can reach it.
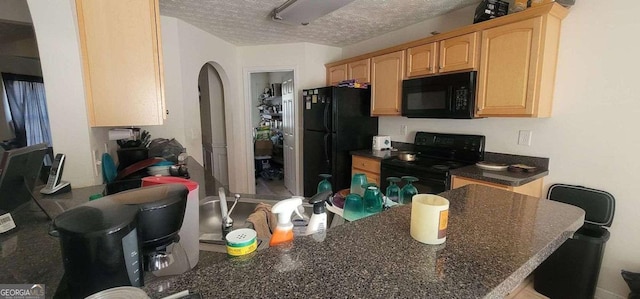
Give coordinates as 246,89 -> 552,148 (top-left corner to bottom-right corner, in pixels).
198,63 -> 228,188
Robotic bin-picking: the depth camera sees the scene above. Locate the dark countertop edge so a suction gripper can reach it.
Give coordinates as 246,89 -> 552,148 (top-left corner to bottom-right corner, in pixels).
349,149 -> 397,161
450,166 -> 549,187
486,229 -> 578,298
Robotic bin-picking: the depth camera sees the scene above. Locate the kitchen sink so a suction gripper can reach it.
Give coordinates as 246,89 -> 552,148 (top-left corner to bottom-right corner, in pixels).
198,196 -> 317,253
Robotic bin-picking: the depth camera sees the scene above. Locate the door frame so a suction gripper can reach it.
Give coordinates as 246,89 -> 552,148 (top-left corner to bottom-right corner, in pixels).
243,66 -> 300,195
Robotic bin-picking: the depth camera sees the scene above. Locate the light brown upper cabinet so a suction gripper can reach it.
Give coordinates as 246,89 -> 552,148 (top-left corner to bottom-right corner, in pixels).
324,3 -> 567,118
476,16 -> 560,117
327,59 -> 371,86
371,50 -> 405,116
348,58 -> 371,84
406,33 -> 477,78
327,64 -> 347,86
438,32 -> 478,73
406,42 -> 437,78
76,0 -> 166,127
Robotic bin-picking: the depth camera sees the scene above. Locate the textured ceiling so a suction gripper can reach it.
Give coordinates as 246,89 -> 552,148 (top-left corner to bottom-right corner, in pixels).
159,0 -> 480,47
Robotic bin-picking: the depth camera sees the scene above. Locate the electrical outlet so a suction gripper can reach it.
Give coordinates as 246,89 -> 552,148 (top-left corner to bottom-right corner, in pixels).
518,130 -> 532,146
401,125 -> 408,136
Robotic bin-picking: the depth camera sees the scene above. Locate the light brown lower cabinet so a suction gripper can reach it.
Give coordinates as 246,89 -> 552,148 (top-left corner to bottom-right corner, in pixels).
451,175 -> 543,198
351,155 -> 380,186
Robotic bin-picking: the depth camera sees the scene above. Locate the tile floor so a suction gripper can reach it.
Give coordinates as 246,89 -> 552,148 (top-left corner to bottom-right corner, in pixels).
506,275 -> 549,299
255,177 -> 293,197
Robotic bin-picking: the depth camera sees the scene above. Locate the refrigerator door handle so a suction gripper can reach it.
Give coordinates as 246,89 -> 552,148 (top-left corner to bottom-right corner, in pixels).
323,103 -> 330,132
323,133 -> 330,166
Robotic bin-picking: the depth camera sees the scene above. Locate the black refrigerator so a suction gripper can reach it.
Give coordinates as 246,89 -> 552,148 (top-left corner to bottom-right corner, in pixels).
303,87 -> 378,197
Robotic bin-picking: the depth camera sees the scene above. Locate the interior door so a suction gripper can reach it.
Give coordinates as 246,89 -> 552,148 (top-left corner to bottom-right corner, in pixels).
282,78 -> 296,194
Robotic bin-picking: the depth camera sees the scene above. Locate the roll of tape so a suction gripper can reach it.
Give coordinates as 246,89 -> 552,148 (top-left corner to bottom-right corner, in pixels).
410,194 -> 449,245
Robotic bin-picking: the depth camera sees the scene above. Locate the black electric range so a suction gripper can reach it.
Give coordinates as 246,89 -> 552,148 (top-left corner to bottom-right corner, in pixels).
380,132 -> 485,194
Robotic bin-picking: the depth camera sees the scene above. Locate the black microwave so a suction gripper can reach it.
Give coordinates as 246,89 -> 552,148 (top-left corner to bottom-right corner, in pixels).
401,71 -> 477,119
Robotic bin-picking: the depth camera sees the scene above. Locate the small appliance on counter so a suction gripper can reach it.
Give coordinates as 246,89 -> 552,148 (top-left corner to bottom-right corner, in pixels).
372,135 -> 391,151
51,184 -> 188,298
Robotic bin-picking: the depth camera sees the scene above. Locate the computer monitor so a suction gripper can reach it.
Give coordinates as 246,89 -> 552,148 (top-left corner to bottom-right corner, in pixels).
0,143 -> 49,216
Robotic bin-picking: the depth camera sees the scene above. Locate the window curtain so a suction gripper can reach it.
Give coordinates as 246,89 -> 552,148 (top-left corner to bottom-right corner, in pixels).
1,73 -> 52,148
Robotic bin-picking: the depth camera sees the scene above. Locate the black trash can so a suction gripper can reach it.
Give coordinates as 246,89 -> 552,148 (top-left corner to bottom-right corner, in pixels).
534,184 -> 615,299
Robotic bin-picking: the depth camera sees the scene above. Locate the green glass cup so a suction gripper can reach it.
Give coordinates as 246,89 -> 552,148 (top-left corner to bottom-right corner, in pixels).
363,183 -> 383,215
343,193 -> 364,221
317,174 -> 333,194
350,173 -> 368,196
385,177 -> 401,203
399,176 -> 419,204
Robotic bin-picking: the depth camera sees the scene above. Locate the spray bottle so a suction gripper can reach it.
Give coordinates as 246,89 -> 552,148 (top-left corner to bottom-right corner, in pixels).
305,191 -> 332,237
270,197 -> 304,247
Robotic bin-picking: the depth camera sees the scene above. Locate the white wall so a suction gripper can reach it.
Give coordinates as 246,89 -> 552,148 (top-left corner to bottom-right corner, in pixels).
27,0 -> 103,187
142,16 -> 247,192
239,43 -> 341,195
344,2 -> 640,297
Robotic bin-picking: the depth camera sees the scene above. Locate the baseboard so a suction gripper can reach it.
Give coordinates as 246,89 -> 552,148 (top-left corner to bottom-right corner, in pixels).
595,287 -> 625,299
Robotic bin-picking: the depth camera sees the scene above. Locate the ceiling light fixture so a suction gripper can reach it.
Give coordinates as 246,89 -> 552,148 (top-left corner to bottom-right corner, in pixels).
271,0 -> 356,26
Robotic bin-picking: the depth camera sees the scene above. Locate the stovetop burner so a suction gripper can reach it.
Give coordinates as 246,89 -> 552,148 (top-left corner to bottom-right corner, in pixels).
383,157 -> 469,173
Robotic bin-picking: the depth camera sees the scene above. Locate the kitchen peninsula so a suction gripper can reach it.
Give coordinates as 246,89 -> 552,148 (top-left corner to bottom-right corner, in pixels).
147,185 -> 583,298
0,160 -> 583,298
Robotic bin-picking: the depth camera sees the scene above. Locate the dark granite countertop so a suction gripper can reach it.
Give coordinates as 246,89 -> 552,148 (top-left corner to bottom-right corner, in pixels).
1,155 -> 582,298
450,152 -> 550,187
145,185 -> 584,299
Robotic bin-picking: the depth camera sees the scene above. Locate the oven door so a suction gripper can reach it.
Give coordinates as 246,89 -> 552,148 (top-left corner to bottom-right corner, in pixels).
380,163 -> 447,195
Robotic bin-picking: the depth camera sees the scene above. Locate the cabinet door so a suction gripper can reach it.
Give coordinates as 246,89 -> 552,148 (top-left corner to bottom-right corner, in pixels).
438,32 -> 478,73
451,176 -> 543,198
76,0 -> 165,126
371,50 -> 405,116
476,17 -> 543,117
327,64 -> 347,86
347,58 -> 371,83
352,156 -> 380,174
406,42 -> 437,78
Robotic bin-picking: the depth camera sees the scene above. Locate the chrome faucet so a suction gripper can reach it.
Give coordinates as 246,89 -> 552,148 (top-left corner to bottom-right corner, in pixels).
218,187 -> 240,237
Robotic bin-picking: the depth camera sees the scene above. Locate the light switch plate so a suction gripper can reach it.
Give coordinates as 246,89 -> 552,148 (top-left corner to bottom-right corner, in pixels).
518,130 -> 532,146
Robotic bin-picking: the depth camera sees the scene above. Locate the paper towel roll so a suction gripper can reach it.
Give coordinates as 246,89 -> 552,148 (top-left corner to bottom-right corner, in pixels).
108,129 -> 134,140
410,194 -> 449,245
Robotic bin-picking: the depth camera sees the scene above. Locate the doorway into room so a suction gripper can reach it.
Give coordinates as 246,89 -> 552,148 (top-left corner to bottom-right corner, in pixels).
250,71 -> 295,197
198,63 -> 229,192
